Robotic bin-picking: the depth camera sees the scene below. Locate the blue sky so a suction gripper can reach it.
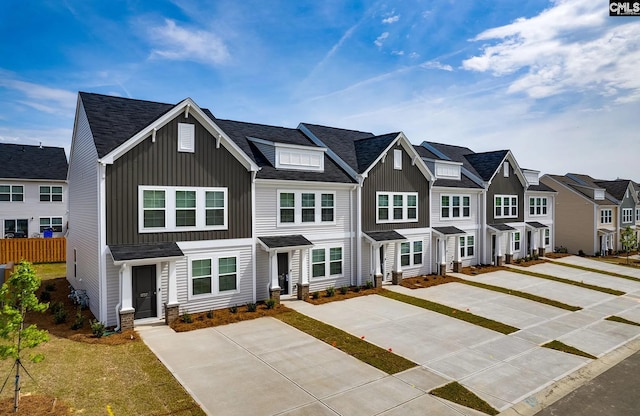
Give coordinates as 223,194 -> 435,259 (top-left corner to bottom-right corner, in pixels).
0,0 -> 638,180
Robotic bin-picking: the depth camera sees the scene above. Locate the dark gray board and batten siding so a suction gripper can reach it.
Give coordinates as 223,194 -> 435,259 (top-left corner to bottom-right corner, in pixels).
486,161 -> 525,224
362,144 -> 430,231
106,114 -> 252,245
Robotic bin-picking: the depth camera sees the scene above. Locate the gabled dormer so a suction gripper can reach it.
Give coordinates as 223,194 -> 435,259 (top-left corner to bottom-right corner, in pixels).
247,137 -> 326,173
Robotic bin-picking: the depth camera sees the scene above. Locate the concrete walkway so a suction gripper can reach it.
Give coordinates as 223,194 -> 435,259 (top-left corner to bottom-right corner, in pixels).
551,255 -> 640,279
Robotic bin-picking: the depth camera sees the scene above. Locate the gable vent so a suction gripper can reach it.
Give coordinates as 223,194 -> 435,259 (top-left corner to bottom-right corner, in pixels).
178,123 -> 195,153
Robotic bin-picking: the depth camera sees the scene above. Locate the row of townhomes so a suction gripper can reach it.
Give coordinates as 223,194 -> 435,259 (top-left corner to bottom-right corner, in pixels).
0,143 -> 68,239
56,92 -> 636,330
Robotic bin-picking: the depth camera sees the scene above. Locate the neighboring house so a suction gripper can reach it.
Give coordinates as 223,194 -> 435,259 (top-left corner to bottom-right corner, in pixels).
593,179 -> 639,251
0,143 -> 68,239
524,169 -> 557,256
420,142 -> 554,266
300,124 -> 435,286
541,173 -> 620,255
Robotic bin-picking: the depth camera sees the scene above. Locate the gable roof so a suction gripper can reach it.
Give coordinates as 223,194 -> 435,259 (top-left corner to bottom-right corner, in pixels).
464,150 -> 510,182
594,179 -> 633,201
0,143 -> 68,181
414,145 -> 482,189
544,173 -> 618,206
353,133 -> 399,173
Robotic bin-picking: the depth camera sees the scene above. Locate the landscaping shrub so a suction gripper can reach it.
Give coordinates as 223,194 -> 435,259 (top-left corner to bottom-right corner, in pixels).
70,307 -> 85,330
45,282 -> 56,292
265,299 -> 276,309
339,286 -> 348,295
230,305 -> 238,314
353,286 -> 361,293
578,249 -> 585,257
181,313 -> 193,323
39,290 -> 51,302
90,320 -> 106,338
311,291 -> 319,300
206,310 -> 214,319
325,286 -> 335,297
246,302 -> 257,312
53,307 -> 68,325
365,281 -> 374,289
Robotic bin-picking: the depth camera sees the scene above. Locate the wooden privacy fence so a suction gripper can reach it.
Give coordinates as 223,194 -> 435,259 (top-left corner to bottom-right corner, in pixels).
0,237 -> 66,264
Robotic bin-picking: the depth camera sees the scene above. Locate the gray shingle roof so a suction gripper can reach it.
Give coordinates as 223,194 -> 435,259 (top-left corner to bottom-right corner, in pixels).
548,173 -> 619,205
0,143 -> 68,180
487,223 -> 516,232
363,230 -> 407,242
109,242 -> 184,261
594,179 -> 631,201
463,150 -> 509,181
528,183 -> 555,192
300,123 -> 375,172
258,235 -> 313,249
526,221 -> 548,229
433,226 -> 466,235
353,133 -> 399,173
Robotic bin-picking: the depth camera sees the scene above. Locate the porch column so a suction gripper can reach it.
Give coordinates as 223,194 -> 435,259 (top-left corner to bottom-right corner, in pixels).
119,263 -> 135,331
505,232 -> 513,264
496,233 -> 503,266
164,261 -> 179,325
532,231 -> 538,254
269,251 -> 280,303
538,230 -> 546,257
297,248 -> 309,299
373,244 -> 383,287
453,235 -> 462,272
392,241 -> 403,285
439,238 -> 446,276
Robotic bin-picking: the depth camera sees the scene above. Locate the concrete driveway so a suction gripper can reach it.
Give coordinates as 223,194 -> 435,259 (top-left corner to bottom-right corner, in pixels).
139,256 -> 640,415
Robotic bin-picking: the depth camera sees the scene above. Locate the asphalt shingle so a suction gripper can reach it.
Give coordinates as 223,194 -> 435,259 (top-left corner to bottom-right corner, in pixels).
0,143 -> 68,180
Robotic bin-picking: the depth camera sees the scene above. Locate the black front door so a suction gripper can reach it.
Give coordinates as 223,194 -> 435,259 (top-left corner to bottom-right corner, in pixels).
491,234 -> 497,265
133,265 -> 157,319
277,253 -> 289,295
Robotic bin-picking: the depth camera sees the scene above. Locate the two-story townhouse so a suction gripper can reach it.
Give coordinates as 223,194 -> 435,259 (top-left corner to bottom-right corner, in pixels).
523,169 -> 557,256
0,143 -> 68,238
300,124 -> 435,287
413,145 -> 484,274
541,173 -> 619,255
212,119 -> 356,302
422,142 -> 550,266
67,92 -> 260,330
594,179 -> 639,251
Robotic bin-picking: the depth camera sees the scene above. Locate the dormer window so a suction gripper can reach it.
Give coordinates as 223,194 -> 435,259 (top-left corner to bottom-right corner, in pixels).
178,123 -> 195,153
394,149 -> 402,170
594,189 -> 605,200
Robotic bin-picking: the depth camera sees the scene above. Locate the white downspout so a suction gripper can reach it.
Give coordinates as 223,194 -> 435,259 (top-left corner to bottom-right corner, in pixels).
356,178 -> 363,286
114,263 -> 125,332
350,185 -> 357,286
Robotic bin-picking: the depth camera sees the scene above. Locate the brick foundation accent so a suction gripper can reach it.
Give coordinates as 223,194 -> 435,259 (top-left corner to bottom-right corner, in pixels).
164,303 -> 179,325
391,271 -> 402,285
119,310 -> 135,331
269,288 -> 281,304
297,284 -> 309,300
374,275 -> 383,288
453,261 -> 462,273
505,254 -> 513,264
538,248 -> 545,257
439,264 -> 447,276
496,256 -> 504,266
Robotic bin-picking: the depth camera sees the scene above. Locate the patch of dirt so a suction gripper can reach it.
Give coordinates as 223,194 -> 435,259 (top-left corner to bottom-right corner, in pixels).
171,303 -> 291,332
399,274 -> 460,290
306,286 -> 383,305
511,258 -> 548,267
460,265 -> 508,275
0,394 -> 71,415
545,252 -> 572,259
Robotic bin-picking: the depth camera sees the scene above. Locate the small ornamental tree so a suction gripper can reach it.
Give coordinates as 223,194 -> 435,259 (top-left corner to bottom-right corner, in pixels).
620,226 -> 638,264
0,260 -> 49,413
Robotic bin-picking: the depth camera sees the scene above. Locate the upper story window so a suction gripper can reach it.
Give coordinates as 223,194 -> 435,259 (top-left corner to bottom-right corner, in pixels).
600,209 -> 612,224
139,186 -> 227,233
495,195 -> 518,219
441,195 -> 470,219
529,197 -> 547,216
40,186 -> 63,202
622,208 -> 633,223
376,192 -> 418,223
277,191 -> 335,226
0,185 -> 23,202
393,149 -> 402,170
400,240 -> 423,267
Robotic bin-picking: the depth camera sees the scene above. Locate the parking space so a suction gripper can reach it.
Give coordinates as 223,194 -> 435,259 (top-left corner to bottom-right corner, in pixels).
525,262 -> 640,294
552,256 -> 640,279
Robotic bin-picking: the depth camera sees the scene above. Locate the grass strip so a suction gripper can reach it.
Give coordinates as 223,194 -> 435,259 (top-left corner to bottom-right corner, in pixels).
457,278 -> 581,312
379,290 -> 519,335
276,310 -> 417,374
542,340 -> 597,359
508,267 -> 625,296
605,315 -> 640,327
549,261 -> 640,283
430,382 -> 499,415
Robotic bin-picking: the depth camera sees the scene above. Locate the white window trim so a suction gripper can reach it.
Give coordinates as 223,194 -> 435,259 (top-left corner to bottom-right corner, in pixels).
138,186 -> 228,233
636,208 -> 640,222
600,209 -> 612,224
400,239 -> 423,267
178,123 -> 195,153
39,185 -> 63,202
528,197 -> 548,217
393,149 -> 402,170
440,194 -> 471,219
276,190 -> 336,226
459,235 -> 475,259
0,184 -> 24,202
622,208 -> 633,223
310,245 -> 344,281
495,195 -> 518,219
544,229 -> 550,246
39,216 -> 63,233
512,231 -> 521,252
188,252 -> 240,300
376,191 -> 419,224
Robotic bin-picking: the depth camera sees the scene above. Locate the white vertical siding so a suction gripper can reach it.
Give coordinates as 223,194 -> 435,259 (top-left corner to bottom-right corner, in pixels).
66,102 -> 102,322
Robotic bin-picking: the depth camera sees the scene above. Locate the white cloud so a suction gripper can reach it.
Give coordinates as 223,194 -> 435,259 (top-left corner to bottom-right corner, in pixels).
382,15 -> 399,24
392,50 -> 405,56
148,19 -> 229,66
462,0 -> 640,102
421,60 -> 453,71
374,32 -> 389,47
0,76 -> 76,114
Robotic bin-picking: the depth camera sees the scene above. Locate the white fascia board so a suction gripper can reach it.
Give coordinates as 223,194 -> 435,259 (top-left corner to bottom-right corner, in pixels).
432,185 -> 484,193
487,151 -> 528,188
360,133 -> 435,182
98,98 -> 259,172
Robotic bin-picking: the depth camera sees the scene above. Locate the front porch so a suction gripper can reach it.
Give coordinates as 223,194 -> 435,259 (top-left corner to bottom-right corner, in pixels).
258,235 -> 314,302
363,230 -> 407,287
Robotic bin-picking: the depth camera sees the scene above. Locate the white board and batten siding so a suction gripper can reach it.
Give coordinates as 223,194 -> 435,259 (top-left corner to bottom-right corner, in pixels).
66,102 -> 103,322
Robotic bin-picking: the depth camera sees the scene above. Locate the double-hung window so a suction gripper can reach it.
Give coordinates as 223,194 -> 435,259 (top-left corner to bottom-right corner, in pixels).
544,229 -> 550,245
311,247 -> 343,279
636,208 -> 640,222
622,208 -> 633,223
277,191 -> 335,225
40,186 -> 63,202
459,235 -> 475,258
139,186 -> 228,232
495,195 -> 518,218
400,240 -> 423,267
40,217 -> 63,232
0,185 -> 23,202
441,195 -> 471,219
513,232 -> 521,251
190,255 -> 238,298
529,197 -> 547,216
600,209 -> 612,224
377,192 -> 418,223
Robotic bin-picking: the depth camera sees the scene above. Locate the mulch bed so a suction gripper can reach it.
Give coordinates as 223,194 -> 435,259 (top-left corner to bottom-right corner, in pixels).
0,395 -> 71,415
544,252 -> 572,259
170,303 -> 291,332
305,286 -> 382,305
460,265 -> 508,275
511,258 -> 548,267
399,274 -> 461,289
